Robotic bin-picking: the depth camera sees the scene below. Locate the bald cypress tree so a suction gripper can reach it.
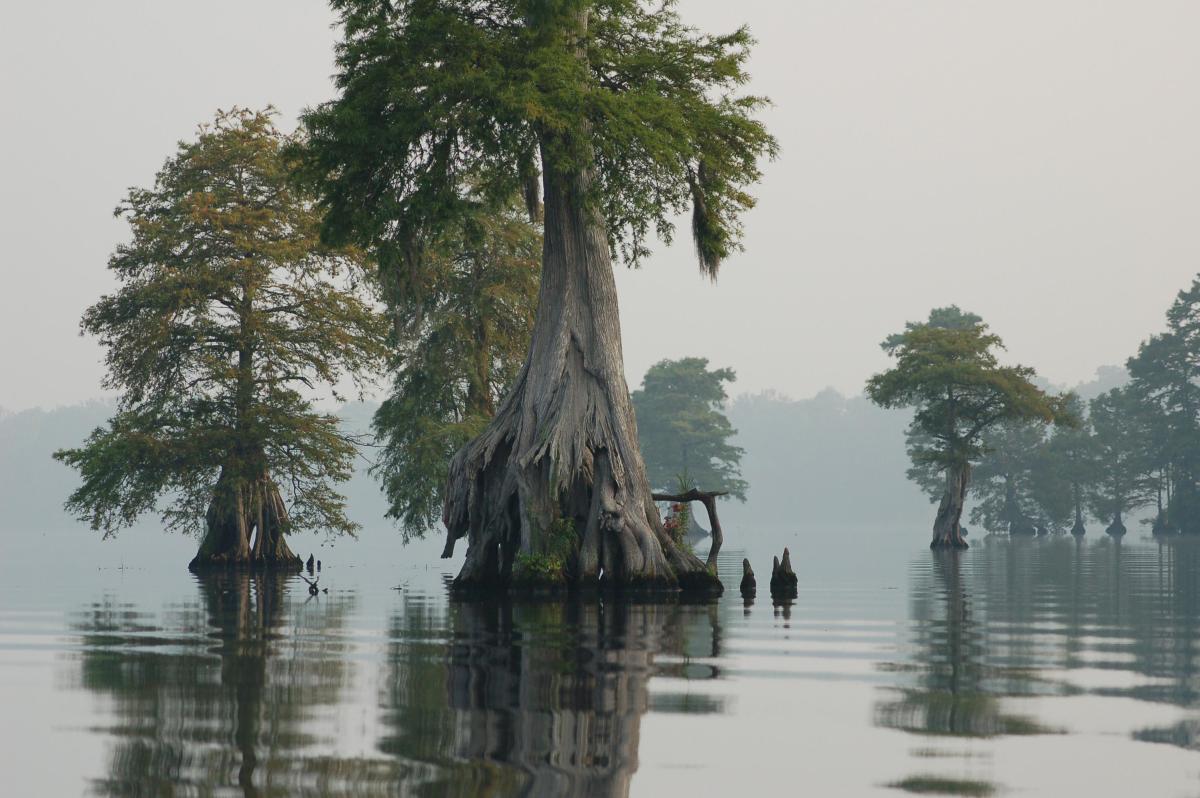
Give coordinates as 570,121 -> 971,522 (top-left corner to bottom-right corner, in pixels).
867,308 -> 1070,549
55,109 -> 387,570
298,0 -> 775,591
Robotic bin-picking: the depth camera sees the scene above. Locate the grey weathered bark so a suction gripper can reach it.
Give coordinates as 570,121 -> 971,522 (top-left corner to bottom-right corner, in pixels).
190,465 -> 301,572
739,558 -> 756,598
931,463 -> 970,549
441,94 -> 720,594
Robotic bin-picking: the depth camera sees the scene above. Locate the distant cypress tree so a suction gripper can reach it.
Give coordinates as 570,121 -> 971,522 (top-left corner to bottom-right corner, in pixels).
631,357 -> 747,500
867,307 -> 1070,548
1086,387 -> 1157,537
1127,278 -> 1200,534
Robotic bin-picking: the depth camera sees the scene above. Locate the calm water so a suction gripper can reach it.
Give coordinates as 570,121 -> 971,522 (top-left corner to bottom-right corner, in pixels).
3,532 -> 1200,796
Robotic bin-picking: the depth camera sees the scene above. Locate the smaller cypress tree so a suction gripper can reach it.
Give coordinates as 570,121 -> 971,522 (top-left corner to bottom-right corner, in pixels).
55,109 -> 387,570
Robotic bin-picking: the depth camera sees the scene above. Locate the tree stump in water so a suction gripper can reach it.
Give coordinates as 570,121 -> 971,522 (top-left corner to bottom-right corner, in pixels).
651,489 -> 728,571
739,559 -> 756,598
770,548 -> 797,599
1071,517 -> 1087,538
306,555 -> 315,574
1106,515 -> 1127,538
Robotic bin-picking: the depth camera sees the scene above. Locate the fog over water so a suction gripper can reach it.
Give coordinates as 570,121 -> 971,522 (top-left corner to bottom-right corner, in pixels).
3,1 -> 1199,411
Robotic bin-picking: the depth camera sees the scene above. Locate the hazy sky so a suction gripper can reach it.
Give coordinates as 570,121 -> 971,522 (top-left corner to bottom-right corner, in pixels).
3,1 -> 1198,411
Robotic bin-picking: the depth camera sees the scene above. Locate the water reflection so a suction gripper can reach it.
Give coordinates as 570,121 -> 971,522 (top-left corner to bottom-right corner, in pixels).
377,598 -> 726,797
874,551 -> 1053,740
71,571 -> 355,795
52,539 -> 1200,796
69,577 -> 726,797
878,538 -> 1200,793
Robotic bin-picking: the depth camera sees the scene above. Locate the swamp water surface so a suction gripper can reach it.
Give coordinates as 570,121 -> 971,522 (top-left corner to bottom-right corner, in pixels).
2,530 -> 1200,796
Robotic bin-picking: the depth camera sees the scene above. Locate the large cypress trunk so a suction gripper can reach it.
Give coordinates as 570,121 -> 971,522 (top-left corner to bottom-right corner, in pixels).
440,144 -> 720,595
931,463 -> 970,549
189,462 -> 302,571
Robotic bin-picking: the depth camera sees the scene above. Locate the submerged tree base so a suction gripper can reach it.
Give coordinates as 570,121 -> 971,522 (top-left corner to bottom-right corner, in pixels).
189,468 -> 303,573
187,554 -> 302,573
930,538 -> 969,551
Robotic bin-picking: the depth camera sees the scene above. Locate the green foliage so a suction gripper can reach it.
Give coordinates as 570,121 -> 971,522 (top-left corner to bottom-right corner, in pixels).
511,552 -> 563,583
882,304 -> 982,352
1126,277 -> 1200,532
965,412 -> 1087,534
1086,386 -> 1157,523
968,421 -> 1054,533
54,109 -> 387,538
295,0 -> 777,277
512,517 -> 576,583
866,307 -> 1070,497
1039,393 -> 1099,527
371,204 -> 540,540
632,357 -> 747,498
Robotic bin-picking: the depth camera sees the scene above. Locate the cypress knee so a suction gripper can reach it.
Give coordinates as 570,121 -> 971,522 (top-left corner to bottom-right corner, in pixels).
740,559 -> 756,598
770,548 -> 797,598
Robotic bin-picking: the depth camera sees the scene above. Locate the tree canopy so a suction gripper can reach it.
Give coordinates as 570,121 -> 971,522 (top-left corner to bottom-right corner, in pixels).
296,0 -> 777,277
55,109 -> 387,564
869,309 -> 1069,473
631,357 -> 747,499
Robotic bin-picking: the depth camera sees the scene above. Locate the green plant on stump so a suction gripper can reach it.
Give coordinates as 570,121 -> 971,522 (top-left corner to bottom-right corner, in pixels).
512,518 -> 577,587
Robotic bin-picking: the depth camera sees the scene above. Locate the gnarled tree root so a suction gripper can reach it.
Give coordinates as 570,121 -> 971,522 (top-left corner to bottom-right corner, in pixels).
188,470 -> 302,572
441,410 -> 721,598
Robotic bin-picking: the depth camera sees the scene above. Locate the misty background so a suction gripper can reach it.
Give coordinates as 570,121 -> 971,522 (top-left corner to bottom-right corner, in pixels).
2,2 -> 1196,550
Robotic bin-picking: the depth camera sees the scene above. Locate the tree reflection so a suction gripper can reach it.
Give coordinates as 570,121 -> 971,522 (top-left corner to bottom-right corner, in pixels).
874,551 -> 1054,738
72,571 -> 354,795
877,539 -> 1200,752
376,597 -> 725,797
